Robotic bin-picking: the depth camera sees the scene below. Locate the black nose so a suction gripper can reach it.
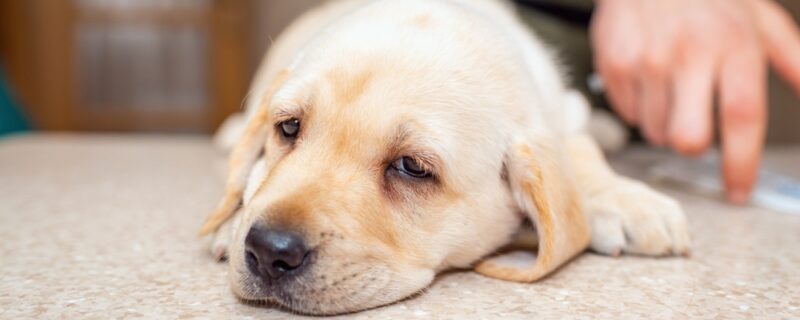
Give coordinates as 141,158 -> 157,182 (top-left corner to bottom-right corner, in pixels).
245,226 -> 309,280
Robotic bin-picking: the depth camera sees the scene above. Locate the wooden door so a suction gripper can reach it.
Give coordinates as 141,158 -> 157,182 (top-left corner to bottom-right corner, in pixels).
0,0 -> 251,133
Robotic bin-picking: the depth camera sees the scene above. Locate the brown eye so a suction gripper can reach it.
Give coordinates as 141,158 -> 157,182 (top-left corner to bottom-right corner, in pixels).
279,119 -> 300,139
392,157 -> 431,178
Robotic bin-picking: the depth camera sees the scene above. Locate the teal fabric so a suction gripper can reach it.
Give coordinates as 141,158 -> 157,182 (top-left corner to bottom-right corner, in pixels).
0,70 -> 30,136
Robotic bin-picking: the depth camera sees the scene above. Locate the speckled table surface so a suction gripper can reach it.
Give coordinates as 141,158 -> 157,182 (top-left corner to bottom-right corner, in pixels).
1,134 -> 798,319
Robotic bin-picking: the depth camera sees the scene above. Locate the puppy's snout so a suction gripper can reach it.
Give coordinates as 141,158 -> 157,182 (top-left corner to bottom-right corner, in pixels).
245,226 -> 310,280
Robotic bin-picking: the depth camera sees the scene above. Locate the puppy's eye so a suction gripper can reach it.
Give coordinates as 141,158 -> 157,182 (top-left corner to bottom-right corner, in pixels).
279,119 -> 300,139
392,157 -> 431,178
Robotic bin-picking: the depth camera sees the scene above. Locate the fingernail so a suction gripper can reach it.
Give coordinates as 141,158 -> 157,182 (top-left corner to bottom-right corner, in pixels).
726,189 -> 751,205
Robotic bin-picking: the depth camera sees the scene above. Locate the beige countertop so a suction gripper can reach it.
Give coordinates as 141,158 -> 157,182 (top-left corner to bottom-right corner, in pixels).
0,134 -> 798,319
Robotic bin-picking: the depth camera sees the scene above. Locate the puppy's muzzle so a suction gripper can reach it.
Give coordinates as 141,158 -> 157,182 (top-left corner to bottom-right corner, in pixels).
245,226 -> 310,281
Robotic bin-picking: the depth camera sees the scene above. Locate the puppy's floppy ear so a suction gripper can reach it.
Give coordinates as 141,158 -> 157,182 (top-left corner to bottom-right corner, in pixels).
198,69 -> 291,236
475,137 -> 590,282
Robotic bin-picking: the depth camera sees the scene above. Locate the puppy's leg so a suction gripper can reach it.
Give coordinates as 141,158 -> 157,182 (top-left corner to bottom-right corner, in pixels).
566,134 -> 690,256
208,208 -> 242,261
207,153 -> 267,261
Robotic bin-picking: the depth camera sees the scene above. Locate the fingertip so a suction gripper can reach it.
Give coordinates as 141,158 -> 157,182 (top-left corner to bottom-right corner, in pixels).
673,142 -> 708,157
617,107 -> 638,126
644,127 -> 668,147
721,154 -> 762,206
725,188 -> 752,205
604,80 -> 639,126
669,122 -> 711,156
721,158 -> 759,206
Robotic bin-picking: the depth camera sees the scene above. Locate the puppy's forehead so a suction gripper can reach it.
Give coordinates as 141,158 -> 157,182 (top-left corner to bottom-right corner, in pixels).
273,64 -> 453,146
323,67 -> 374,107
269,53 -> 510,181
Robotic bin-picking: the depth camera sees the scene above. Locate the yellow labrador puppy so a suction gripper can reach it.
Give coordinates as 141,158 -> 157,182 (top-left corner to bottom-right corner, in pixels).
200,0 -> 690,315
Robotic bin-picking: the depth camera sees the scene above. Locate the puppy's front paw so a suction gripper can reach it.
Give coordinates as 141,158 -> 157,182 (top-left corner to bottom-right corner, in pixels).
206,212 -> 239,262
587,179 -> 690,257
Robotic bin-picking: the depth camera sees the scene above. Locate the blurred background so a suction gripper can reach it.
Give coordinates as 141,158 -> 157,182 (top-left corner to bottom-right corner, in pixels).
0,0 -> 318,134
0,0 -> 798,140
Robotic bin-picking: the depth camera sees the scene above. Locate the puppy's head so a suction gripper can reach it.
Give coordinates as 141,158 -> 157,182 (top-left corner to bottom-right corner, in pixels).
199,16 -> 589,315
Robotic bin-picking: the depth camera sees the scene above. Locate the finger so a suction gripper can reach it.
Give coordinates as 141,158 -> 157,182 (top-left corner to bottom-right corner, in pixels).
600,66 -> 639,125
669,54 -> 716,156
599,64 -> 639,125
591,0 -> 644,125
638,53 -> 672,146
635,0 -> 676,146
756,0 -> 800,97
719,48 -> 767,204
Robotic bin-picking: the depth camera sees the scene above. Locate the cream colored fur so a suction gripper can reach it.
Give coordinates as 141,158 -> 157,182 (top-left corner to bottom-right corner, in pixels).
201,0 -> 690,315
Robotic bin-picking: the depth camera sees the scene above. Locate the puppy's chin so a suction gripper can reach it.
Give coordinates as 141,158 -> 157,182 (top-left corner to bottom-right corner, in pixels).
227,254 -> 435,315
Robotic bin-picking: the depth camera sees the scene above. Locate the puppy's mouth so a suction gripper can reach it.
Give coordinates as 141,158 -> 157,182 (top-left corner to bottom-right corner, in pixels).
234,256 -> 392,315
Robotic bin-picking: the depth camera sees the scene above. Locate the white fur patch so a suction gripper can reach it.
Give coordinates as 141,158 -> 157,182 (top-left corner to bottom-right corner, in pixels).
243,157 -> 266,205
488,250 -> 538,270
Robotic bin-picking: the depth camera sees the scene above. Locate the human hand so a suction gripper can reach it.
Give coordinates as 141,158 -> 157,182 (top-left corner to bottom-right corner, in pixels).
591,0 -> 800,204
